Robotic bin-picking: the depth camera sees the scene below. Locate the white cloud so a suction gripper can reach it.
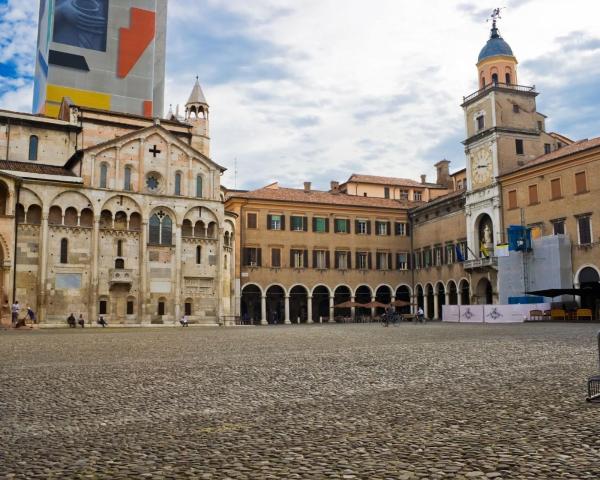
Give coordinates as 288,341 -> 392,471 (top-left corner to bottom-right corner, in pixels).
2,0 -> 600,190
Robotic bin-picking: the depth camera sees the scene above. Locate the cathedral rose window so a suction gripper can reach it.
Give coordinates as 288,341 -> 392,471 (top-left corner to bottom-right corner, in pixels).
146,175 -> 160,191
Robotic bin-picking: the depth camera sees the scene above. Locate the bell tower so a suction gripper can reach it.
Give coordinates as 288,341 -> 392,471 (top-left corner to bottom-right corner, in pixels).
185,77 -> 210,157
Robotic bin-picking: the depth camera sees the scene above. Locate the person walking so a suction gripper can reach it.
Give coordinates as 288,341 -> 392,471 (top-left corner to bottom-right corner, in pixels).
11,301 -> 20,327
77,314 -> 85,328
67,313 -> 76,328
25,306 -> 36,325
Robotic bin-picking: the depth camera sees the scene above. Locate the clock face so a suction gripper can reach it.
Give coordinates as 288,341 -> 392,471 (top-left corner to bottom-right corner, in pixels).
470,148 -> 493,186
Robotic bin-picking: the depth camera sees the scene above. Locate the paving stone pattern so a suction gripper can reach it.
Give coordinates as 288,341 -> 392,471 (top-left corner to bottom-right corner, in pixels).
1,323 -> 599,479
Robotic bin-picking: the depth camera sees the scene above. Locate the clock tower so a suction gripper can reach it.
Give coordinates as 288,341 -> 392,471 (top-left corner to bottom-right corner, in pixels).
462,9 -> 555,276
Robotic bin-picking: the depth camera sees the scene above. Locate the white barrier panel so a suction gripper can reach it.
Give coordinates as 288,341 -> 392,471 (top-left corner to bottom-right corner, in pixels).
443,304 -> 552,323
443,305 -> 460,322
459,305 -> 484,323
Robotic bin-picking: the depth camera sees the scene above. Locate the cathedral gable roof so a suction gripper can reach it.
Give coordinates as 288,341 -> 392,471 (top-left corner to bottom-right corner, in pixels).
65,124 -> 226,172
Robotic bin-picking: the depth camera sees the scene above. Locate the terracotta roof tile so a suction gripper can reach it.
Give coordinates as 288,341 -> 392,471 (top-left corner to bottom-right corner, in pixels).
228,186 -> 420,210
504,136 -> 600,175
345,174 -> 442,188
0,160 -> 77,177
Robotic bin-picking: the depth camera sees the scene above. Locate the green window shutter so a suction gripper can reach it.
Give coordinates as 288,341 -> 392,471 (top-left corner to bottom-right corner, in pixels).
312,250 -> 317,268
366,221 -> 371,235
368,252 -> 372,269
325,219 -> 329,233
388,253 -> 392,268
347,251 -> 352,269
290,249 -> 295,267
281,215 -> 286,230
312,217 -> 317,232
303,250 -> 309,268
325,251 -> 330,269
267,214 -> 272,230
257,248 -> 262,267
303,217 -> 308,231
387,222 -> 391,236
355,220 -> 359,234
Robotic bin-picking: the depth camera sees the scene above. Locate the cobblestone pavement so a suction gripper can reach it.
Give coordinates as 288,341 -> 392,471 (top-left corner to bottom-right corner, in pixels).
1,323 -> 599,479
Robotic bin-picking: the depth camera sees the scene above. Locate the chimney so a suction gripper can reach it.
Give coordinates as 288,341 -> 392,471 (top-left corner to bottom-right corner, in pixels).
434,159 -> 451,187
330,181 -> 340,192
304,182 -> 311,193
420,174 -> 427,184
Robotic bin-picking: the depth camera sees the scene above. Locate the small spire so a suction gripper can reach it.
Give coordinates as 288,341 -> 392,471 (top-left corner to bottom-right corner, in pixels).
187,76 -> 208,107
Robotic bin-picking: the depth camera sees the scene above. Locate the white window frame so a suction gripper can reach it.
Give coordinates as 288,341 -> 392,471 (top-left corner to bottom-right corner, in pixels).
270,215 -> 282,230
577,216 -> 593,245
377,221 -> 388,236
358,252 -> 368,270
337,251 -> 348,270
357,220 -> 367,235
397,253 -> 408,271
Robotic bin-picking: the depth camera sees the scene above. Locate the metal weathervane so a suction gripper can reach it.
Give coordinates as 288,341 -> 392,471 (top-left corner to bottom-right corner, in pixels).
488,7 -> 505,25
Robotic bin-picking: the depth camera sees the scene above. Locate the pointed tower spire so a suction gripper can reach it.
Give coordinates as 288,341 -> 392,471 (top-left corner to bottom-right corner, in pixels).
185,76 -> 210,157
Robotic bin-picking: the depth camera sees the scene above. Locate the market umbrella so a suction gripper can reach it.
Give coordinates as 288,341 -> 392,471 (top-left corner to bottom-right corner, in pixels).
390,299 -> 415,307
363,301 -> 390,309
333,301 -> 364,309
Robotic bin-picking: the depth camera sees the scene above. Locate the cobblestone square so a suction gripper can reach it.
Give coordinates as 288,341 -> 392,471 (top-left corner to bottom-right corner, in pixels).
1,323 -> 599,479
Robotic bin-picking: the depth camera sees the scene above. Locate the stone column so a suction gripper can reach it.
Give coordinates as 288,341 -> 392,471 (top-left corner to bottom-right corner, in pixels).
37,213 -> 50,323
371,295 -> 376,319
139,221 -> 148,324
350,296 -> 356,321
424,294 -> 429,319
284,295 -> 291,324
88,216 -> 100,326
329,295 -> 334,322
260,295 -> 267,325
174,223 -> 182,324
434,293 -> 440,320
457,289 -> 463,306
307,296 -> 313,324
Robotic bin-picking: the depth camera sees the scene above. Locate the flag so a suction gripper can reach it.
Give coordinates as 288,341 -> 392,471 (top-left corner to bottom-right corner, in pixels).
455,244 -> 464,262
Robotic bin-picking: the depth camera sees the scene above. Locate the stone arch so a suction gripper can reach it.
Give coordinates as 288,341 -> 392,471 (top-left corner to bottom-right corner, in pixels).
241,283 -> 262,325
395,284 -> 412,314
26,204 -> 42,225
266,284 -> 285,324
425,283 -> 434,319
114,211 -> 128,230
183,206 -> 219,231
64,207 -> 78,227
475,278 -> 493,305
354,285 -> 372,317
19,188 -> 43,212
415,284 -> 425,310
575,265 -> 600,313
182,219 -> 193,237
80,208 -> 93,228
459,279 -> 470,305
48,206 -> 62,225
333,285 -> 352,319
447,280 -> 458,305
16,204 -> 25,224
0,180 -> 9,215
101,195 -> 142,218
311,284 -> 330,323
375,284 -> 393,315
435,281 -> 446,319
0,232 -> 11,262
50,190 -> 93,214
575,265 -> 600,285
289,284 -> 309,324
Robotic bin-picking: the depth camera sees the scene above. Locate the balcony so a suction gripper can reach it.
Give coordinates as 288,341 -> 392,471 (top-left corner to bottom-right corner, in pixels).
463,256 -> 498,271
462,83 -> 537,105
109,268 -> 133,286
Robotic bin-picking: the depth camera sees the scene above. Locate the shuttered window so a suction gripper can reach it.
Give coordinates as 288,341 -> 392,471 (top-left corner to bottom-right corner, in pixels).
528,184 -> 538,205
550,178 -> 562,200
271,248 -> 281,268
247,213 -> 257,229
575,172 -> 588,194
313,217 -> 328,233
508,190 -> 517,210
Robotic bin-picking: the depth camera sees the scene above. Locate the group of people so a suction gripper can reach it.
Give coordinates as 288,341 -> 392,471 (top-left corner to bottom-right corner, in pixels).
66,314 -> 108,328
10,301 -> 35,328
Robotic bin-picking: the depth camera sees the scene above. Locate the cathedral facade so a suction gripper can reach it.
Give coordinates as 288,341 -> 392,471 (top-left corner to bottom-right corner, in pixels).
0,81 -> 236,326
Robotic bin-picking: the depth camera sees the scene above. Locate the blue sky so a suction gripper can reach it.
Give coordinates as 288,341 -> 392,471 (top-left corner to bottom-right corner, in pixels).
1,0 -> 600,190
